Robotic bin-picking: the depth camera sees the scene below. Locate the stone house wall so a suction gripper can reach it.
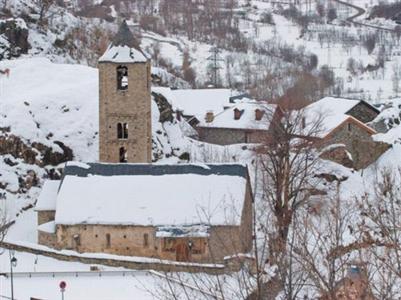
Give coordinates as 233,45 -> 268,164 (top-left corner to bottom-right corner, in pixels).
320,119 -> 389,169
346,102 -> 379,124
98,61 -> 152,163
37,210 -> 55,225
198,127 -> 268,145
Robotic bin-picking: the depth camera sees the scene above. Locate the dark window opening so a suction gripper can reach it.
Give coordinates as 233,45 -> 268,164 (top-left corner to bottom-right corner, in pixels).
163,238 -> 176,252
119,147 -> 127,163
348,123 -> 352,132
117,66 -> 128,90
106,233 -> 111,248
117,123 -> 128,139
144,233 -> 149,247
73,234 -> 81,247
117,123 -> 122,139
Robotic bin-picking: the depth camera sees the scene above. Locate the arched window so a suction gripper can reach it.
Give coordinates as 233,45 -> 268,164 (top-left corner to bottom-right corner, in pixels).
119,147 -> 127,163
123,123 -> 128,139
117,123 -> 123,139
117,123 -> 128,139
117,66 -> 128,90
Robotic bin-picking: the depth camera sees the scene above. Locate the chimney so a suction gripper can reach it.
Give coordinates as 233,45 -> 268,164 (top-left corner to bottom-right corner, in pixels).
176,109 -> 182,121
255,109 -> 264,121
234,108 -> 242,120
205,111 -> 214,123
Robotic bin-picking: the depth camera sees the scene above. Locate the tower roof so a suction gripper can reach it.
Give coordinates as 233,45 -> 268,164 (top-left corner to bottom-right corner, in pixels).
112,20 -> 138,48
99,20 -> 149,64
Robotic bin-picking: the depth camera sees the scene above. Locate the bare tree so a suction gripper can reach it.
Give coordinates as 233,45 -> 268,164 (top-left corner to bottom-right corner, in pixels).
358,169 -> 401,299
35,0 -> 55,25
291,184 -> 363,299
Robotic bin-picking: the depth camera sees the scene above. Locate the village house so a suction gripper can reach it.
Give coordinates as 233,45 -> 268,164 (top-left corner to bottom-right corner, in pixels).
36,162 -> 253,263
152,87 -> 250,127
301,97 -> 389,169
196,101 -> 280,145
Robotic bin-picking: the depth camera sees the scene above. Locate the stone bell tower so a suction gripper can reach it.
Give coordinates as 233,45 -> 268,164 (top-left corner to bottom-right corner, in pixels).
98,21 -> 152,163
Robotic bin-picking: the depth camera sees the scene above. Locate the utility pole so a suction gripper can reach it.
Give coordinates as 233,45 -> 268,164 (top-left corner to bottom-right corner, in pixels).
207,47 -> 224,87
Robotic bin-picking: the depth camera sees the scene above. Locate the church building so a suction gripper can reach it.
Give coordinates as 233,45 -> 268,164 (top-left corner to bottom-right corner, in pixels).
35,21 -> 253,264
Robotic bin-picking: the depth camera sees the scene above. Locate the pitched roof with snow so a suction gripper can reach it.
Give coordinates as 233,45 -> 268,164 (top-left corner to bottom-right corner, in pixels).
198,102 -> 277,130
35,180 -> 60,211
152,87 -> 242,120
54,163 -> 249,227
303,97 -> 377,137
99,21 -> 148,64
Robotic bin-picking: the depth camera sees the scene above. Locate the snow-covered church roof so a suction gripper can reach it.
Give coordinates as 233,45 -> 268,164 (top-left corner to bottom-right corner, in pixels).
53,162 -> 249,227
99,20 -> 149,64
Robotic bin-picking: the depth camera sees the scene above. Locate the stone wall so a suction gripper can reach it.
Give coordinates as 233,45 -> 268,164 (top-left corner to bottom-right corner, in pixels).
197,127 -> 267,145
38,231 -> 57,248
321,119 -> 390,169
37,210 -> 55,225
1,241 -> 228,275
98,61 -> 152,163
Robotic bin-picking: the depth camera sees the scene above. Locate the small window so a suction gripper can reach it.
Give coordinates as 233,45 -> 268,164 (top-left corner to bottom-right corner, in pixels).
117,123 -> 128,139
348,123 -> 352,132
73,234 -> 81,247
144,233 -> 149,247
123,123 -> 128,139
106,233 -> 111,248
119,147 -> 127,163
117,66 -> 128,90
117,123 -> 123,139
163,238 -> 176,252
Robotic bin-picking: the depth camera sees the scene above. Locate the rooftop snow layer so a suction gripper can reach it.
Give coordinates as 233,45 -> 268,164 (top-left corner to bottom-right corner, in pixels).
35,180 -> 60,211
55,163 -> 248,226
152,87 -> 240,120
38,221 -> 56,233
303,97 -> 375,137
98,45 -> 148,63
198,102 -> 277,130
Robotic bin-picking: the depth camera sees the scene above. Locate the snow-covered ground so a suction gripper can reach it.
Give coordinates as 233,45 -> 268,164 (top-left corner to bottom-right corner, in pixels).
0,250 -> 161,300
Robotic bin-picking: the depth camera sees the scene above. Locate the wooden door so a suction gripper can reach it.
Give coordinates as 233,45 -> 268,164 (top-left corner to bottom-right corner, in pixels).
176,241 -> 190,262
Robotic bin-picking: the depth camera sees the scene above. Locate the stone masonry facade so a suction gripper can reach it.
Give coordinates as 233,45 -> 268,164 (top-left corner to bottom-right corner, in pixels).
320,118 -> 390,169
98,61 -> 152,163
198,127 -> 268,145
37,210 -> 55,225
